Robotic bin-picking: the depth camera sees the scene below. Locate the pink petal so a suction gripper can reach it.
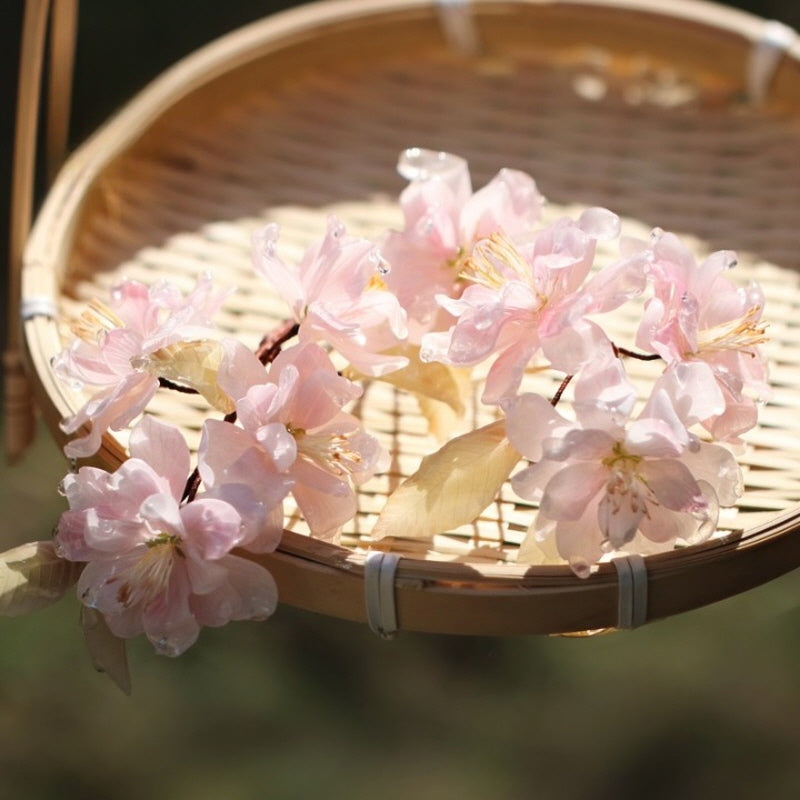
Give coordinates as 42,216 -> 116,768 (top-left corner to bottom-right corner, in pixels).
140,493 -> 184,536
202,482 -> 285,554
129,416 -> 190,500
184,549 -> 231,594
181,498 -> 244,559
198,419 -> 256,488
256,422 -> 297,473
573,355 -> 636,427
61,371 -> 159,459
510,459 -> 562,502
140,566 -> 200,657
502,392 -> 571,461
482,338 -> 538,404
553,509 -> 604,578
581,252 -> 648,313
237,381 -> 284,433
541,428 -> 616,462
252,223 -> 306,319
680,442 -> 742,506
461,168 -> 544,241
397,148 -> 470,197
291,458 -> 356,538
638,502 -> 699,544
540,317 -> 611,374
578,207 -> 620,240
272,344 -> 362,429
217,339 -> 269,402
625,416 -> 686,458
190,554 -> 278,626
108,458 -> 170,515
649,362 -> 725,428
540,462 -> 607,520
82,507 -> 151,554
640,459 -> 701,511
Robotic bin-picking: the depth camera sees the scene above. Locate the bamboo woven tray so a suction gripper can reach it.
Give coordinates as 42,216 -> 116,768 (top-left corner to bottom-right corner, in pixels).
18,0 -> 800,635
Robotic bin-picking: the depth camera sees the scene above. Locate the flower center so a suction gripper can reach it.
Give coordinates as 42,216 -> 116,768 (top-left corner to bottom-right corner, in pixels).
290,427 -> 363,478
116,534 -> 182,609
459,233 -> 530,290
601,445 -> 650,511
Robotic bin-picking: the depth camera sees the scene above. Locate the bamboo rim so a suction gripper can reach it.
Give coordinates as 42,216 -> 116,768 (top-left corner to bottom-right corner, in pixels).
19,0 -> 800,635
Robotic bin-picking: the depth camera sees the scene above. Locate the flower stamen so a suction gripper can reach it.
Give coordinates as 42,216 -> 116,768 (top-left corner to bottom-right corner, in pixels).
459,233 -> 530,289
71,298 -> 125,343
290,427 -> 364,478
115,535 -> 181,608
695,305 -> 768,357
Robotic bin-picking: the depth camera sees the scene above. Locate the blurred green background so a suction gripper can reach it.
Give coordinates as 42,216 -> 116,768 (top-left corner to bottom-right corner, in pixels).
3,2 -> 800,798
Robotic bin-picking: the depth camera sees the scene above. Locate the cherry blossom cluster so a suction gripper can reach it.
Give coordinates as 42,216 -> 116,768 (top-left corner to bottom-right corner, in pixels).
44,148 -> 768,656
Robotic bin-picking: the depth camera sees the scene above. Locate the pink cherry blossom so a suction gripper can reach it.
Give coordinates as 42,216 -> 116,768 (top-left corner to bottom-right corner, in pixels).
504,360 -> 742,577
55,416 -> 282,656
380,148 -> 545,341
204,341 -> 388,539
252,215 -> 408,376
421,210 -> 647,403
54,274 -> 232,458
636,230 -> 769,440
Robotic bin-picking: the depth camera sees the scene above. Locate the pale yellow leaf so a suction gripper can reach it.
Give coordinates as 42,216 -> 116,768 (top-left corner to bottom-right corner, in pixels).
372,419 -> 520,540
415,394 -> 471,442
142,339 -> 235,414
0,541 -> 82,616
346,346 -> 472,415
81,606 -> 132,695
517,530 -> 566,566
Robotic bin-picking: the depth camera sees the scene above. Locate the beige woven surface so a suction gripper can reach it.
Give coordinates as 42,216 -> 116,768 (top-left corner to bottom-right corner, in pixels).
21,0 -> 800,631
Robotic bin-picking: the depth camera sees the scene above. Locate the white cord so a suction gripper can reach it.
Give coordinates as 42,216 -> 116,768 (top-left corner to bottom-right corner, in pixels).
21,295 -> 57,320
613,554 -> 648,630
364,552 -> 401,639
747,20 -> 797,105
436,0 -> 480,56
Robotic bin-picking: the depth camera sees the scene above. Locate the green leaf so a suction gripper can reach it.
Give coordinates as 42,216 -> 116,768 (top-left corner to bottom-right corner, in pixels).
372,419 -> 520,540
81,606 -> 132,696
0,541 -> 82,616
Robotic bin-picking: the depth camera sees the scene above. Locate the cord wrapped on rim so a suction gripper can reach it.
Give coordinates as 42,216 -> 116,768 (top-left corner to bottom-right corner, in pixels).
13,0 -> 800,638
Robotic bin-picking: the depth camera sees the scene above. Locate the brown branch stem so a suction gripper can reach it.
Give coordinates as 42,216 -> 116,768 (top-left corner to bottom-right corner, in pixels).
614,345 -> 662,362
551,374 -> 573,407
256,319 -> 300,366
158,377 -> 199,394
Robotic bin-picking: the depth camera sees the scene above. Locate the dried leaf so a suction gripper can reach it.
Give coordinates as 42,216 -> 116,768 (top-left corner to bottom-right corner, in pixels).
144,339 -> 235,414
0,541 -> 82,616
346,346 -> 472,415
81,606 -> 132,695
518,530 -> 565,566
415,394 -> 471,442
372,419 -> 520,540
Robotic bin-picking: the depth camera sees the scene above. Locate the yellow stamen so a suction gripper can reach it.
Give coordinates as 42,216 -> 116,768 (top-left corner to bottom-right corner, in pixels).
365,273 -> 389,292
695,305 -> 768,357
70,298 -> 125,343
290,427 -> 363,478
459,232 -> 530,289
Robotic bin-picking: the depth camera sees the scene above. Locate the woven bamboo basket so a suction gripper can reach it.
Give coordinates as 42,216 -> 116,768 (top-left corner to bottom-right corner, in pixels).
13,0 -> 800,636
